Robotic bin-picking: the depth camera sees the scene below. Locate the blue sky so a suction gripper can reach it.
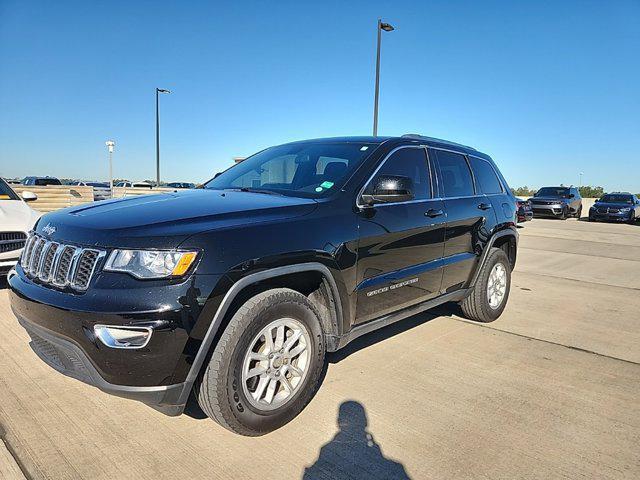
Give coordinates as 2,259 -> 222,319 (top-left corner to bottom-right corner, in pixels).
1,0 -> 638,191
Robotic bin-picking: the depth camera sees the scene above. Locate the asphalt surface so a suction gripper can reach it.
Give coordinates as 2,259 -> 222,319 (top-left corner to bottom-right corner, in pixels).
0,217 -> 638,479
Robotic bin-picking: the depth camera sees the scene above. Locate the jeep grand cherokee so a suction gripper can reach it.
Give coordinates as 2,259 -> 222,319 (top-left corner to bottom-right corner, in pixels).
9,135 -> 518,436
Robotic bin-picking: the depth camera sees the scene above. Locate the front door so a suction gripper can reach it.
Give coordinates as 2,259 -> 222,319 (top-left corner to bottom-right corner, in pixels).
355,147 -> 446,325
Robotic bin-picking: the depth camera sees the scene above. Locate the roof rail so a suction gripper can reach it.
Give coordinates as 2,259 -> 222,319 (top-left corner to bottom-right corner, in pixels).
401,134 -> 477,151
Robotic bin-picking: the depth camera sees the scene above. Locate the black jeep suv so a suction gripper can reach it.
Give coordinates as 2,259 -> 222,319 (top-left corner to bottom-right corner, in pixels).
9,135 -> 518,436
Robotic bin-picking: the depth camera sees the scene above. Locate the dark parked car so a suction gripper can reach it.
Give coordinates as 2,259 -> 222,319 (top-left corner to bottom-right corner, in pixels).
22,176 -> 62,186
167,182 -> 196,189
9,135 -> 518,436
75,182 -> 112,202
528,186 -> 582,219
589,193 -> 640,223
516,199 -> 533,222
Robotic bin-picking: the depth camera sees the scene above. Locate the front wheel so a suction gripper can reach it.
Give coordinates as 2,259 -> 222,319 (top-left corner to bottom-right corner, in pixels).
559,206 -> 568,220
575,205 -> 582,218
460,247 -> 511,323
195,288 -> 326,436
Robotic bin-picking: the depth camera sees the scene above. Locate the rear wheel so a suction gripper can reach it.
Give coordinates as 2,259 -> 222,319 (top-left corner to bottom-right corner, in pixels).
575,205 -> 582,218
195,288 -> 326,436
460,248 -> 511,323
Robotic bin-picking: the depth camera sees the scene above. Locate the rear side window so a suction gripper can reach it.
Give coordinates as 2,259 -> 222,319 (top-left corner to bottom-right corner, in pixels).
366,148 -> 431,200
470,157 -> 503,194
432,149 -> 475,197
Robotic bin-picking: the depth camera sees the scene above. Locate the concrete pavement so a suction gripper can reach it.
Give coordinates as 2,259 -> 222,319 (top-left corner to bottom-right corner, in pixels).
0,218 -> 638,479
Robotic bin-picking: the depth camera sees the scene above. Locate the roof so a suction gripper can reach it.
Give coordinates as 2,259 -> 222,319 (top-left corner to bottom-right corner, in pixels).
283,134 -> 487,157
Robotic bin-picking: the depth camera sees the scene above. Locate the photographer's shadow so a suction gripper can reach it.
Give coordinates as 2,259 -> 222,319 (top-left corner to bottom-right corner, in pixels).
303,400 -> 411,479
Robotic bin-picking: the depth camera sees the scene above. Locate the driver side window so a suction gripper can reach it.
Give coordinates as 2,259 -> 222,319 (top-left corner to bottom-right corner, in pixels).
365,148 -> 431,200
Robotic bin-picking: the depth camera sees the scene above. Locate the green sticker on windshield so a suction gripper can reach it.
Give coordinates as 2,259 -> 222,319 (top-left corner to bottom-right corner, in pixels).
320,181 -> 334,189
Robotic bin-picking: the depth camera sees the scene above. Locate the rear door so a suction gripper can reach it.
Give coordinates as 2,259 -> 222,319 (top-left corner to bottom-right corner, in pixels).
431,148 -> 497,292
355,146 -> 446,324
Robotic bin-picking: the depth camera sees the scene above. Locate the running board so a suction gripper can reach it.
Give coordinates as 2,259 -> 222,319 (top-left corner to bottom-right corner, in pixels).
331,289 -> 470,351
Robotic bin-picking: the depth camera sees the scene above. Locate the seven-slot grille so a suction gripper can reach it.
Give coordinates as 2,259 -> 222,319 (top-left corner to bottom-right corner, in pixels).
20,233 -> 105,291
0,232 -> 27,254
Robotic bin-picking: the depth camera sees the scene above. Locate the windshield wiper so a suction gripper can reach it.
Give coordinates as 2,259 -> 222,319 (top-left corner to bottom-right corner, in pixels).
225,187 -> 284,196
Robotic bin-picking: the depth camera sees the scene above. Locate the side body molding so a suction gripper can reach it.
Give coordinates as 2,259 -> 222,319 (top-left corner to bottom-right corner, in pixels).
175,262 -> 343,407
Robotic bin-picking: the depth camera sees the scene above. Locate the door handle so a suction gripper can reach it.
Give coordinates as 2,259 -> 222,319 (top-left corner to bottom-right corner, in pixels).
478,203 -> 493,210
425,209 -> 444,218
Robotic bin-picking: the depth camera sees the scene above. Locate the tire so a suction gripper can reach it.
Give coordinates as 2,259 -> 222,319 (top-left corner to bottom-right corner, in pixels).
460,247 -> 511,323
628,213 -> 636,225
575,205 -> 582,218
195,288 -> 326,436
559,206 -> 568,220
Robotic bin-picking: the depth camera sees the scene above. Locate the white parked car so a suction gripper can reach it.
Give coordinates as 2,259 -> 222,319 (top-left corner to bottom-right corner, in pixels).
0,178 -> 41,276
114,181 -> 153,189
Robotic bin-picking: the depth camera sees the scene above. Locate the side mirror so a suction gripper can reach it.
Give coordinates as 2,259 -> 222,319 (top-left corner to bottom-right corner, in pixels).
569,193 -> 575,198
361,175 -> 414,206
21,191 -> 37,202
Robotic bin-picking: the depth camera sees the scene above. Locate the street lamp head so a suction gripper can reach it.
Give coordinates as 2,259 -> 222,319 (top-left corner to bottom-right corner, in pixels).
105,140 -> 115,153
157,88 -> 171,94
380,22 -> 395,32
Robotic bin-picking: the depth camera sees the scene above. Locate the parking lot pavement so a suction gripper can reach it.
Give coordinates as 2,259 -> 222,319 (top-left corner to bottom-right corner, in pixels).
0,218 -> 639,479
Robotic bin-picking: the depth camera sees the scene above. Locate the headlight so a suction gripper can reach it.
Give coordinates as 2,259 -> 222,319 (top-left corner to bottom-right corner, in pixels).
620,207 -> 631,212
104,249 -> 198,279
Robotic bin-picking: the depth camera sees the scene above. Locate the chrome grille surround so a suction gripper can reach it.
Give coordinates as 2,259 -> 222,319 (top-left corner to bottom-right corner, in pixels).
19,233 -> 106,291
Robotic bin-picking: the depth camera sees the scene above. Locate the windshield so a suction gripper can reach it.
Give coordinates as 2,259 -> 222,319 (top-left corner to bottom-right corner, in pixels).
535,187 -> 570,198
0,178 -> 20,200
599,194 -> 633,204
205,142 -> 377,198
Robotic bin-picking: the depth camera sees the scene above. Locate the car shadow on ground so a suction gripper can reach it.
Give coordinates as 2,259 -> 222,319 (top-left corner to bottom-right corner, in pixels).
328,304 -> 455,364
302,400 -> 411,479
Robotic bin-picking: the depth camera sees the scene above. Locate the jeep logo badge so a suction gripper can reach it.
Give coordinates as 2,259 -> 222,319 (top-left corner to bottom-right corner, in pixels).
42,223 -> 56,236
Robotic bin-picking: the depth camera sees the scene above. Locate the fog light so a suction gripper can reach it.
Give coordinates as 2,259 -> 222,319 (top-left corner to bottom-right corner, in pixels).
94,325 -> 152,349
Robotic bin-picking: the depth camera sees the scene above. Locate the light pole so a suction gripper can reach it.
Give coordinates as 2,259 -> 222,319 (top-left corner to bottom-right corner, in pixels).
579,172 -> 584,189
373,19 -> 394,137
156,88 -> 171,187
105,140 -> 115,195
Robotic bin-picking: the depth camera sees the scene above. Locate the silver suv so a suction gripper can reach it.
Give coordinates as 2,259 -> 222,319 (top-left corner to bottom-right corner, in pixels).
529,186 -> 582,219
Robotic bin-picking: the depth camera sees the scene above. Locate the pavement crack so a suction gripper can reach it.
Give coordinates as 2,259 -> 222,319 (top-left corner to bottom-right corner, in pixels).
451,317 -> 640,366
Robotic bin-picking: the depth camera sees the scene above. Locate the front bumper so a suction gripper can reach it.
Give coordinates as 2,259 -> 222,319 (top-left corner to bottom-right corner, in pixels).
0,256 -> 19,274
8,267 -> 222,415
531,203 -> 566,217
0,247 -> 22,274
589,210 -> 632,222
15,313 -> 185,415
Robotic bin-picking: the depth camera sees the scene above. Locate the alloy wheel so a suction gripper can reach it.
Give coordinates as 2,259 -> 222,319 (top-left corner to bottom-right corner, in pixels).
487,263 -> 507,309
241,318 -> 311,411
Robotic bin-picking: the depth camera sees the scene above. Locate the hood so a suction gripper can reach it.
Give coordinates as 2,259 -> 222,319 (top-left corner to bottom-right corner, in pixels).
35,189 -> 318,249
528,196 -> 570,203
593,202 -> 633,209
0,200 -> 41,232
